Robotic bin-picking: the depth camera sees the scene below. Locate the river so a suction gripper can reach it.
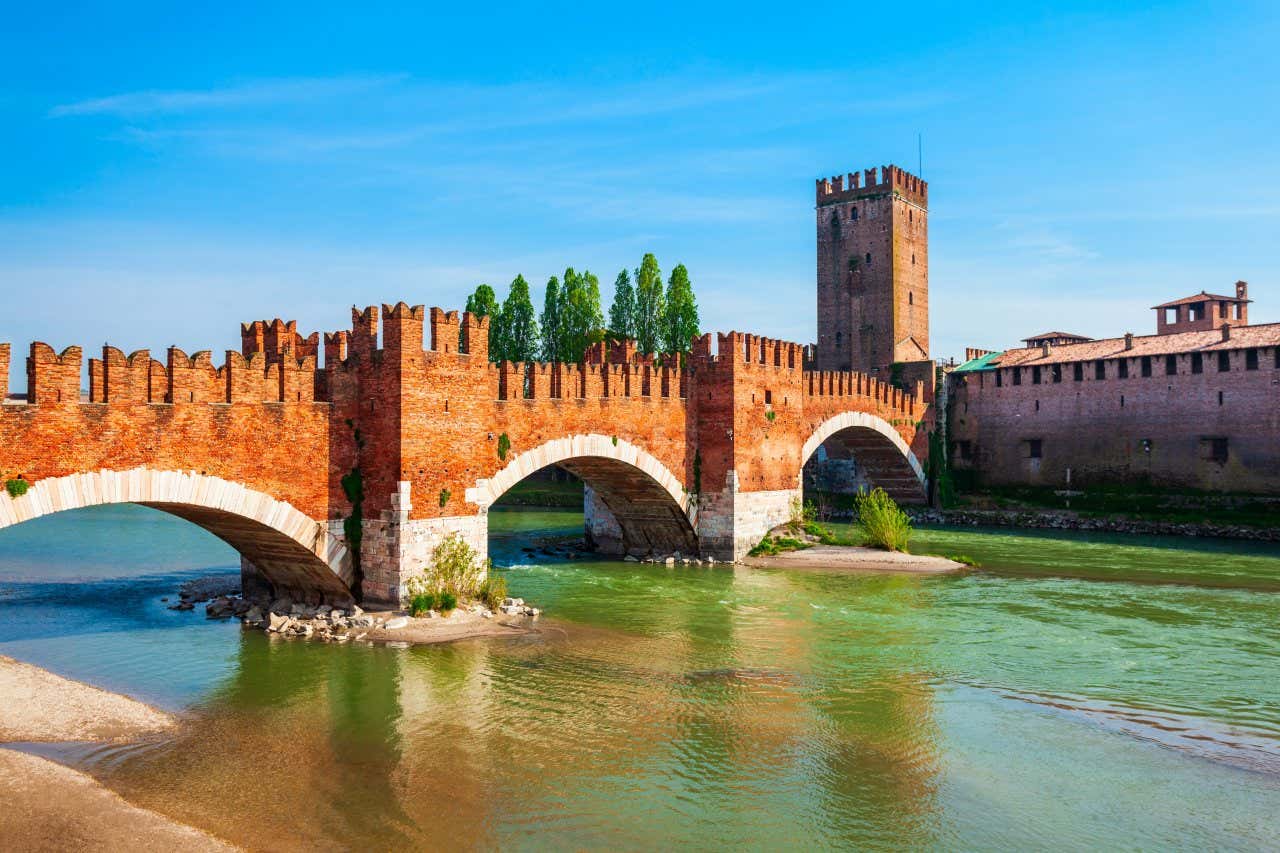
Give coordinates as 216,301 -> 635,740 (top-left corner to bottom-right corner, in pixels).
1,504 -> 1277,849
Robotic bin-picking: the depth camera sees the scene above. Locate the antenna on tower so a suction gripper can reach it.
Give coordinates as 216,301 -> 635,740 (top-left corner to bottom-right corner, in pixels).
917,133 -> 923,177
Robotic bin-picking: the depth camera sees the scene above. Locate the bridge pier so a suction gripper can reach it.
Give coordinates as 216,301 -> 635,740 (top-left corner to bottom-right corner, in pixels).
696,472 -> 802,561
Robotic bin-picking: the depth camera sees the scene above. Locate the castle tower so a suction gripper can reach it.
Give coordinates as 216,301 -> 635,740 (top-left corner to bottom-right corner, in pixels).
815,165 -> 929,373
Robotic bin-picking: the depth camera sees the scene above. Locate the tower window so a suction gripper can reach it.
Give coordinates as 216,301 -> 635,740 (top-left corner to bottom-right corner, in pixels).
1246,348 -> 1259,370
1141,356 -> 1152,377
1217,351 -> 1230,372
1191,353 -> 1203,374
908,292 -> 914,305
851,206 -> 858,220
1012,368 -> 1022,386
835,331 -> 843,349
1095,361 -> 1106,380
1027,439 -> 1043,459
1165,355 -> 1177,375
1032,366 -> 1042,384
865,252 -> 872,265
1118,359 -> 1129,378
911,253 -> 916,265
1073,363 -> 1083,381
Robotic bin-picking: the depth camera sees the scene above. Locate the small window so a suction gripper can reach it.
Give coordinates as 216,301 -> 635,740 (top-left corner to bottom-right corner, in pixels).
1165,307 -> 1178,325
1073,363 -> 1083,382
851,206 -> 858,221
1201,436 -> 1228,464
835,331 -> 842,349
1032,366 -> 1042,384
996,370 -> 1004,387
764,389 -> 772,405
1118,360 -> 1129,379
1012,368 -> 1022,386
909,210 -> 914,223
909,292 -> 914,305
1235,303 -> 1244,320
1052,364 -> 1062,383
1219,301 -> 1228,318
1141,356 -> 1152,377
1275,348 -> 1280,369
1246,348 -> 1259,370
1218,390 -> 1224,406
1191,353 -> 1203,374
1095,361 -> 1106,380
1027,439 -> 1043,459
1217,351 -> 1230,372
1165,355 -> 1177,375
865,252 -> 872,265
911,254 -> 916,265
1035,399 -> 1040,411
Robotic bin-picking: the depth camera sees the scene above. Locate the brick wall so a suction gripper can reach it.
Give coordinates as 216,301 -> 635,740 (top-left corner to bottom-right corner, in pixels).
949,347 -> 1280,492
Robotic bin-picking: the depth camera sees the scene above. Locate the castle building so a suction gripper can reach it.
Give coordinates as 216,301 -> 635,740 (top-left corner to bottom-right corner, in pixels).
814,165 -> 930,374
948,280 -> 1280,493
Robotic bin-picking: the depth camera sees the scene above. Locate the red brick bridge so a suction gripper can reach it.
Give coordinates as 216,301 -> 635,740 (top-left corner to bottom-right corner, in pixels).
0,304 -> 932,605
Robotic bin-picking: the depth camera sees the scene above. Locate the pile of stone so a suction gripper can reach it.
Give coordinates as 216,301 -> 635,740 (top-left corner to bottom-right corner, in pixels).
633,551 -> 717,567
518,537 -> 595,561
498,597 -> 540,617
200,595 -> 379,641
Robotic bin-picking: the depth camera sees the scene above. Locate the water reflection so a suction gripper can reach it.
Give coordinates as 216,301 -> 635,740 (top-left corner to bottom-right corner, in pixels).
2,507 -> 1279,849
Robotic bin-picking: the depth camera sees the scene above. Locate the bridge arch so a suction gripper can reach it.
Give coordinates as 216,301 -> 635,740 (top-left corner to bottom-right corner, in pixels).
468,434 -> 697,556
801,411 -> 927,504
0,468 -> 355,602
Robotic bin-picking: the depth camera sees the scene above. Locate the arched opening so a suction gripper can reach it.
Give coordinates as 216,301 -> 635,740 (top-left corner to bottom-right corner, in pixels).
0,469 -> 355,604
472,435 -> 697,560
800,413 -> 926,519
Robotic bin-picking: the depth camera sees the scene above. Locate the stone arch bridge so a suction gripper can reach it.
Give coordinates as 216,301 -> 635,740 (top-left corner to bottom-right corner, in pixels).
0,304 -> 933,605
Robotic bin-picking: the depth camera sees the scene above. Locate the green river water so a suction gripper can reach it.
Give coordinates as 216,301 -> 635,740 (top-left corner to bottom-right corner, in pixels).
0,505 -> 1278,850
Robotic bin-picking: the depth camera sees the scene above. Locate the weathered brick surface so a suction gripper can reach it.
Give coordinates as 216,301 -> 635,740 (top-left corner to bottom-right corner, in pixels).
949,343 -> 1280,492
0,307 -> 929,601
815,164 -> 929,374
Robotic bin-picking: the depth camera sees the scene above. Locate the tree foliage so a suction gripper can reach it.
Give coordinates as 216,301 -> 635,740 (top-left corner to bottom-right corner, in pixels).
540,276 -> 562,361
633,253 -> 665,355
464,283 -> 501,355
500,274 -> 539,362
608,268 -> 636,341
661,263 -> 700,357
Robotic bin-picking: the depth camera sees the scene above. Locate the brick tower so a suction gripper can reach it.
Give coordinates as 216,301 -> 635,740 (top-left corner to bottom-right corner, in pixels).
815,165 -> 929,373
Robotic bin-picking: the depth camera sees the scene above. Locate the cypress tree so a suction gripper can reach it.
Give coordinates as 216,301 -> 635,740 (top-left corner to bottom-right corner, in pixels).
608,268 -> 636,341
661,263 -> 700,357
540,276 -> 562,362
634,253 -> 665,355
501,274 -> 539,362
464,283 -> 501,360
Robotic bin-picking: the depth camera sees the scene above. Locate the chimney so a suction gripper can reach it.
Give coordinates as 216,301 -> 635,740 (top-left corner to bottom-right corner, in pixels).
1236,280 -> 1248,301
1221,323 -> 1232,342
1041,342 -> 1051,358
1124,332 -> 1134,350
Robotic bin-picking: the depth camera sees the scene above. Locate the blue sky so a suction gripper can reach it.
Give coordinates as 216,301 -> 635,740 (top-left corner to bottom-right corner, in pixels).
2,1 -> 1278,388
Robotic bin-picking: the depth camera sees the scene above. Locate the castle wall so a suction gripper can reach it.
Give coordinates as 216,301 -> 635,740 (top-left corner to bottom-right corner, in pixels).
949,346 -> 1280,493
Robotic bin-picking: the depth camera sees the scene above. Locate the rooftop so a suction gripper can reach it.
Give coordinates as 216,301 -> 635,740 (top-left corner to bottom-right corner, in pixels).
990,321 -> 1280,369
1022,331 -> 1092,343
1152,290 -> 1251,309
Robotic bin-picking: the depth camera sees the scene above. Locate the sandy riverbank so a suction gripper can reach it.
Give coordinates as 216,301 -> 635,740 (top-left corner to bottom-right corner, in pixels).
359,607 -> 537,646
741,544 -> 967,574
0,655 -> 236,851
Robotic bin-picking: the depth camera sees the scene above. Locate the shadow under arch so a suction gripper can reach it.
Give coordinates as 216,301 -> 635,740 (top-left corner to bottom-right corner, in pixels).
0,468 -> 354,602
802,412 -> 927,504
468,434 -> 698,556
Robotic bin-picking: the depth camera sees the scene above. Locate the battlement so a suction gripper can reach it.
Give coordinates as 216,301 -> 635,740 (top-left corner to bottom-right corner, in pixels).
493,358 -> 682,401
815,163 -> 928,207
805,368 -> 917,416
241,319 -> 319,361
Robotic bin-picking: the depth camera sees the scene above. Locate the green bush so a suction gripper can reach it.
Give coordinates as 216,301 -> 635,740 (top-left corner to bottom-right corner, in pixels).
856,488 -> 912,552
748,535 -> 812,557
497,432 -> 511,461
409,592 -> 436,617
438,591 -> 458,613
5,478 -> 29,499
478,572 -> 508,610
404,534 -> 484,604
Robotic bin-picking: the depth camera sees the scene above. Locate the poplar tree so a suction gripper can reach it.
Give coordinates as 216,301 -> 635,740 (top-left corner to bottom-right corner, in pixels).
608,268 -> 636,341
540,276 -> 562,361
633,253 -> 665,355
559,267 -> 604,361
464,283 -> 501,360
661,263 -> 700,357
501,274 -> 539,362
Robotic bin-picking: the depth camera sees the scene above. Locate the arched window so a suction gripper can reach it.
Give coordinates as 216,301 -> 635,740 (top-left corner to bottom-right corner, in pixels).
851,206 -> 858,220
835,331 -> 843,349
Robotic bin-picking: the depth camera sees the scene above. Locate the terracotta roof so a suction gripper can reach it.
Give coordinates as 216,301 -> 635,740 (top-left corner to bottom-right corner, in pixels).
991,322 -> 1280,368
1022,331 -> 1092,343
1152,291 -> 1250,309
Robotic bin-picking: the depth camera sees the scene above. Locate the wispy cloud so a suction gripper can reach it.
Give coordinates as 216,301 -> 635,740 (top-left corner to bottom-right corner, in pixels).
50,74 -> 407,117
